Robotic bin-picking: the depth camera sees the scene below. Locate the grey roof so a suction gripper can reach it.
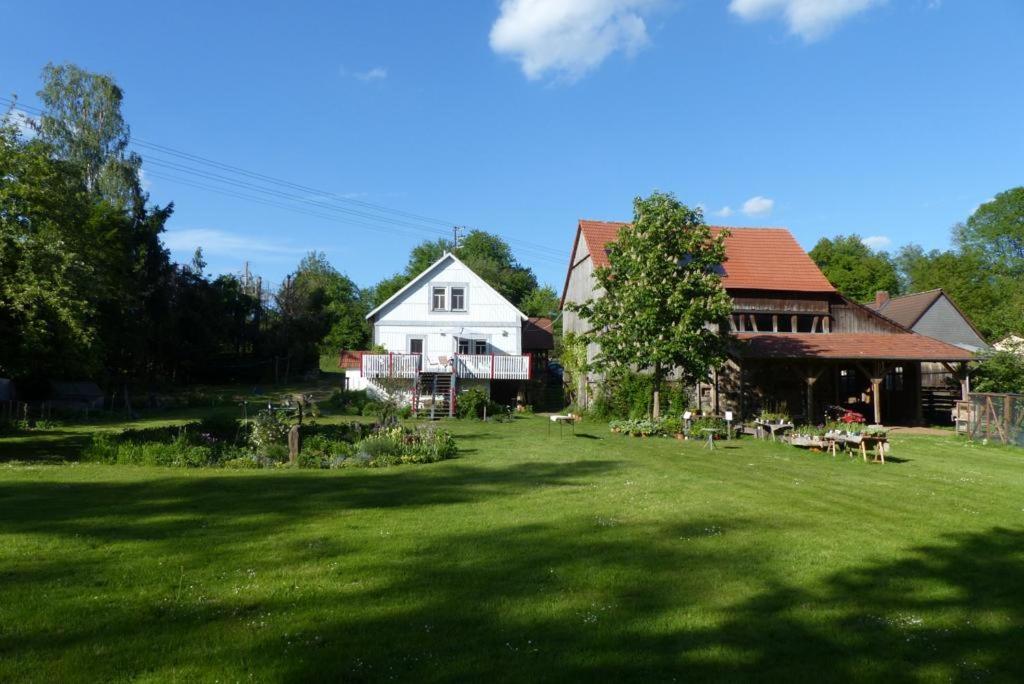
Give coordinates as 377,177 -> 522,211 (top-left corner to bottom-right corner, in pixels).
870,289 -> 944,328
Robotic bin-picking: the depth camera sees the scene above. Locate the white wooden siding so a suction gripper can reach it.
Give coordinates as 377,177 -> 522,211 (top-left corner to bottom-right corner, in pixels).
370,255 -> 524,362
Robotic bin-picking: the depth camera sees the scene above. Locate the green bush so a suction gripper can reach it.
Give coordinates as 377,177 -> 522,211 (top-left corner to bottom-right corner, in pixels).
249,409 -> 291,455
691,416 -> 727,434
198,415 -> 244,441
457,387 -> 502,420
591,371 -> 653,419
82,433 -> 213,467
350,426 -> 457,468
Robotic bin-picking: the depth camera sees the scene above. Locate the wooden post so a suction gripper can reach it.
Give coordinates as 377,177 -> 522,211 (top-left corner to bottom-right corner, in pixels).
856,361 -> 889,425
913,363 -> 924,426
941,362 -> 972,402
288,425 -> 301,464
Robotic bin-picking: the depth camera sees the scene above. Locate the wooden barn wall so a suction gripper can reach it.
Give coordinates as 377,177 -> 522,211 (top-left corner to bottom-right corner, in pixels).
830,301 -> 907,333
729,290 -> 830,314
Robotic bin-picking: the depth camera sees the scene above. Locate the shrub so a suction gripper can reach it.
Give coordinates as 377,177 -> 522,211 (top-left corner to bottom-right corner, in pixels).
661,417 -> 682,435
249,409 -> 292,455
361,401 -> 382,417
198,415 -> 244,441
350,425 -> 457,467
82,433 -> 213,467
691,416 -> 727,434
457,388 -> 501,420
591,370 -> 658,419
298,434 -> 355,468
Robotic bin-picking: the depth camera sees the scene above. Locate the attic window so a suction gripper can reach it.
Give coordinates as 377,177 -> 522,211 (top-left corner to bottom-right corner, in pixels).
432,287 -> 446,311
451,287 -> 466,311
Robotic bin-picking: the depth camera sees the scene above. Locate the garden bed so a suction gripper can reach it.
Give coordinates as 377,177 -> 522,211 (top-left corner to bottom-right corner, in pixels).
82,413 -> 457,469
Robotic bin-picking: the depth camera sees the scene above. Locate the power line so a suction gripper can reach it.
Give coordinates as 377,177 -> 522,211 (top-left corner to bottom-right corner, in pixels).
1,96 -> 568,262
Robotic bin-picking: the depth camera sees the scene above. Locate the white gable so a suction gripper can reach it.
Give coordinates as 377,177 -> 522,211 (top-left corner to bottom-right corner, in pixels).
367,253 -> 527,358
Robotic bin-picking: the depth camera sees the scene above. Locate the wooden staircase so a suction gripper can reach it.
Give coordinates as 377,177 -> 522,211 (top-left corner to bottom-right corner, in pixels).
415,372 -> 456,419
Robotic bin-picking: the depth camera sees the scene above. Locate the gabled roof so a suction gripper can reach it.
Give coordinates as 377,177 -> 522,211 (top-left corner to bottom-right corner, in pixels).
574,220 -> 836,293
868,289 -> 944,328
735,332 -> 975,362
365,252 -> 528,321
869,288 -> 988,346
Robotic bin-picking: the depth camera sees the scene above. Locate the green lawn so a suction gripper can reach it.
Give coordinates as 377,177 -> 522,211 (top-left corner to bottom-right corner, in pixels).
1,416 -> 1022,681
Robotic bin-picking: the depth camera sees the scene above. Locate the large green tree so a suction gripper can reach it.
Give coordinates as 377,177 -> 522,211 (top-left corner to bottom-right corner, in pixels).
569,192 -> 733,418
809,235 -> 901,303
895,189 -> 1024,340
955,188 -> 1024,277
36,63 -> 144,209
0,114 -> 97,378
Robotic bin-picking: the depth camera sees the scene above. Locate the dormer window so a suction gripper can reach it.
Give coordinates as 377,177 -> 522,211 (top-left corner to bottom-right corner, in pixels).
432,287 -> 446,311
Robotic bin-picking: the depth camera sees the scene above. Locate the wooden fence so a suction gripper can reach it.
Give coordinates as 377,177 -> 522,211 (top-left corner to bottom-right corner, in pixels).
963,393 -> 1024,446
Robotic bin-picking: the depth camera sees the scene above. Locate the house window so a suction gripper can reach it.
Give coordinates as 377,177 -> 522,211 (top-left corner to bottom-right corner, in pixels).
409,338 -> 423,354
886,366 -> 905,391
456,338 -> 487,355
432,287 -> 446,311
450,287 -> 466,311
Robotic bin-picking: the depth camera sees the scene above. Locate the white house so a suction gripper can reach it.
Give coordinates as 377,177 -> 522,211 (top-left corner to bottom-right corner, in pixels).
350,253 -> 548,416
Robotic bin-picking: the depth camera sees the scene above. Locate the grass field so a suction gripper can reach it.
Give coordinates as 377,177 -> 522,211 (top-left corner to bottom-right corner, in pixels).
1,414 -> 1022,681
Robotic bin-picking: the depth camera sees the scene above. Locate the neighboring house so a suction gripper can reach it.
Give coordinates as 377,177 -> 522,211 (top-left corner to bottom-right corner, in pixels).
869,289 -> 989,423
994,335 -> 1024,355
351,252 -> 549,415
561,220 -> 976,425
869,289 -> 988,352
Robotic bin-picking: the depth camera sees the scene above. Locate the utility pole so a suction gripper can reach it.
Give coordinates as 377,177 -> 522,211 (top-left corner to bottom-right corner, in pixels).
452,225 -> 465,250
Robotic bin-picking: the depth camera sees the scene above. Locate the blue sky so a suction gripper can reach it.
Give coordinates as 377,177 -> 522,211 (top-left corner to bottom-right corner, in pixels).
4,0 -> 1022,291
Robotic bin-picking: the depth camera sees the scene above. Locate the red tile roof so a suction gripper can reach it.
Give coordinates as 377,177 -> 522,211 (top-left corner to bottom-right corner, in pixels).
522,317 -> 555,351
734,333 -> 975,361
337,350 -> 363,369
576,220 -> 836,293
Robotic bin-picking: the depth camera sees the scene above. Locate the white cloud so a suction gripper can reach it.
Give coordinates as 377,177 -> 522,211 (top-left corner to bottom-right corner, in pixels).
162,229 -> 304,259
862,235 -> 892,249
728,0 -> 883,42
355,67 -> 388,82
489,0 -> 657,81
715,206 -> 735,218
741,196 -> 775,216
339,66 -> 388,82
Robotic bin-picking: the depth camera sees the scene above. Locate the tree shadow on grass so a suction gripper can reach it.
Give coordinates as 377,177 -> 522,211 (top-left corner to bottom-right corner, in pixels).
0,460 -> 622,551
256,524 -> 1024,682
2,465 -> 1022,681
0,430 -> 93,464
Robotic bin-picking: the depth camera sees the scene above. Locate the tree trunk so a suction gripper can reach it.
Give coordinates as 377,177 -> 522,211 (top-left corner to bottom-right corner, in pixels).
652,363 -> 662,419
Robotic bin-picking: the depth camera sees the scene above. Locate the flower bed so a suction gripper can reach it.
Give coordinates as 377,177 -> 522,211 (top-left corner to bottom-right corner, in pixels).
83,415 -> 457,469
609,415 -> 730,439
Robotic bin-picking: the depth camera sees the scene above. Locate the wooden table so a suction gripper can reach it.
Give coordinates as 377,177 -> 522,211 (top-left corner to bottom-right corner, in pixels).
859,435 -> 888,463
755,421 -> 794,442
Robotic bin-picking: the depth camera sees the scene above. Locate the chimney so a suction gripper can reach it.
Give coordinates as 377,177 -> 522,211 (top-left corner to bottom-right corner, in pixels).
874,291 -> 890,307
